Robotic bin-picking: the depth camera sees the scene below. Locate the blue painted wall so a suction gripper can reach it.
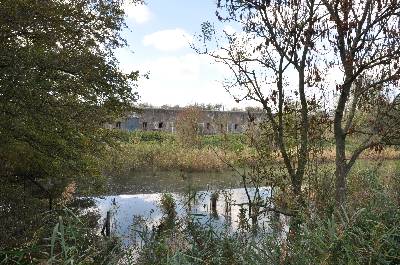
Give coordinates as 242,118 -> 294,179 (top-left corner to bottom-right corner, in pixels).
123,117 -> 140,131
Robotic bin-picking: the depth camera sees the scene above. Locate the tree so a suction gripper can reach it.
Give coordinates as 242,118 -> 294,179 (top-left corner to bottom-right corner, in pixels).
201,0 -> 400,208
321,0 -> 400,205
199,0 -> 323,209
0,0 -> 139,210
176,106 -> 204,147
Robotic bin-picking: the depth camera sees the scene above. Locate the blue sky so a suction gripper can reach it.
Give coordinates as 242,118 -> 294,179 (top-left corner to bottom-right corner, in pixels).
117,0 -> 252,109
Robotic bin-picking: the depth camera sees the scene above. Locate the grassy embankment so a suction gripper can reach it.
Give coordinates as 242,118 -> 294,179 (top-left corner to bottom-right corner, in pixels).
103,131 -> 249,175
103,131 -> 400,175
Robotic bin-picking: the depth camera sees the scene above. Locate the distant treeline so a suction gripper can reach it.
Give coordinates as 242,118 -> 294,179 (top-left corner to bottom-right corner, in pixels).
137,103 -> 264,112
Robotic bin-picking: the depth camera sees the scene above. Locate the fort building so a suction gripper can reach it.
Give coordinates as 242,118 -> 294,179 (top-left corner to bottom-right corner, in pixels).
106,107 -> 265,134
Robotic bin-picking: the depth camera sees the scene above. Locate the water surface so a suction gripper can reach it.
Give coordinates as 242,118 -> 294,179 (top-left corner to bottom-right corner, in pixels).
94,171 -> 286,246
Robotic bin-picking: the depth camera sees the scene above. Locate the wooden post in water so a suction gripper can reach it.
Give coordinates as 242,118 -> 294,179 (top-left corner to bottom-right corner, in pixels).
210,192 -> 219,218
101,211 -> 111,237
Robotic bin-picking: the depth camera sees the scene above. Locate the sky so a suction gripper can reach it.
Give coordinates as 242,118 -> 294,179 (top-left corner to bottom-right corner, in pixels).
117,0 -> 254,109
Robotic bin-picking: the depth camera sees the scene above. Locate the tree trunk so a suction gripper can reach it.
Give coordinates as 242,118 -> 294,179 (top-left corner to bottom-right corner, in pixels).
334,129 -> 347,206
333,78 -> 352,207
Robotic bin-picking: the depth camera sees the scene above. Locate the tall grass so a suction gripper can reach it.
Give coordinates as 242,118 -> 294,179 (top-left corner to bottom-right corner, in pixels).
102,131 -> 399,176
3,161 -> 399,264
102,131 -> 256,175
0,207 -> 124,265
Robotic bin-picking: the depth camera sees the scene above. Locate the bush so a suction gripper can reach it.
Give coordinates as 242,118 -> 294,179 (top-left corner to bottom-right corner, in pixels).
291,202 -> 400,264
102,132 -> 254,175
201,134 -> 247,152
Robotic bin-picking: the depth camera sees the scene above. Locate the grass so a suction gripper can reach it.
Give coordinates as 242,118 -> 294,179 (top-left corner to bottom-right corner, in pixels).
4,164 -> 399,264
0,206 -> 123,265
102,131 -> 255,175
102,131 -> 400,176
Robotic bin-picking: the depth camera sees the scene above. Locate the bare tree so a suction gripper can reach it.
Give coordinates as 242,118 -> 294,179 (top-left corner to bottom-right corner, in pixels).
197,0 -> 325,208
322,0 -> 400,205
200,0 -> 400,208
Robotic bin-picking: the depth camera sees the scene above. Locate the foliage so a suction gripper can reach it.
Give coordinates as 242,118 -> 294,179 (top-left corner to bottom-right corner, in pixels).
159,193 -> 177,218
0,177 -> 48,249
201,133 -> 247,152
102,130 -> 398,177
290,167 -> 400,264
102,131 -> 257,175
0,207 -> 124,265
103,140 -> 246,174
130,131 -> 175,143
0,0 -> 138,179
136,216 -> 280,265
0,0 -> 140,251
2,160 -> 399,265
127,130 -> 248,152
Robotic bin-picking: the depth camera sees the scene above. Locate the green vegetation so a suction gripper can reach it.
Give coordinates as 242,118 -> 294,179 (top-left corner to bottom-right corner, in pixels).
202,0 -> 400,207
3,160 -> 399,264
1,0 -> 400,264
102,131 -> 253,175
0,0 -> 139,259
102,130 -> 399,176
0,0 -> 138,195
0,206 -> 124,264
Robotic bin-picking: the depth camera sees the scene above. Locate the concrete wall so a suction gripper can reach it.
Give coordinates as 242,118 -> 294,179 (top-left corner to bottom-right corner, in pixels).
109,108 -> 264,134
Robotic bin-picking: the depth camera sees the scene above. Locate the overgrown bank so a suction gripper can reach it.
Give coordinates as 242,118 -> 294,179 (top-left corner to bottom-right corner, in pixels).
102,131 -> 400,175
102,131 -> 253,174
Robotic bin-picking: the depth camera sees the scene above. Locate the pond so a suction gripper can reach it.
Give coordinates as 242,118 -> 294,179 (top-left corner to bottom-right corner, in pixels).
103,170 -> 244,194
93,170 -> 289,246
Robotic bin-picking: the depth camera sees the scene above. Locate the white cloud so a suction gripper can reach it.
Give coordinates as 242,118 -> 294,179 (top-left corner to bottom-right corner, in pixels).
124,1 -> 151,24
118,52 -> 254,108
223,25 -> 236,35
143,54 -> 203,80
143,28 -> 193,52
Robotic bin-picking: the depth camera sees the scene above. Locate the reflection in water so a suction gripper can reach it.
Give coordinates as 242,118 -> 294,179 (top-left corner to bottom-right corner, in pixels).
93,187 -> 287,245
104,170 -> 243,195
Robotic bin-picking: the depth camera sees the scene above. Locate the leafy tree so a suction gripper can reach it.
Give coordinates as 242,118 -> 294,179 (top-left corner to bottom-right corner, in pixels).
0,0 -> 139,212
